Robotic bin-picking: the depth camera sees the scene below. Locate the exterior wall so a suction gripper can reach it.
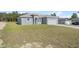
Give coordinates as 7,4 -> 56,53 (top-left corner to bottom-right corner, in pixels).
17,16 -> 58,25
47,18 -> 58,25
21,17 -> 33,25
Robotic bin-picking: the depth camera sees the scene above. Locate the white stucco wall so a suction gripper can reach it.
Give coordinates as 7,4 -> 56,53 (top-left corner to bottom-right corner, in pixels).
21,18 -> 33,25
19,17 -> 58,25
47,18 -> 58,25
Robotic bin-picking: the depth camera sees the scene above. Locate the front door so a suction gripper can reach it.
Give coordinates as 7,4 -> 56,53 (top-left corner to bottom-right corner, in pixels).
42,18 -> 47,24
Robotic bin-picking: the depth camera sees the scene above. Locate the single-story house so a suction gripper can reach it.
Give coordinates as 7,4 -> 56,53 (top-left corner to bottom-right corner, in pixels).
17,14 -> 59,25
58,18 -> 79,25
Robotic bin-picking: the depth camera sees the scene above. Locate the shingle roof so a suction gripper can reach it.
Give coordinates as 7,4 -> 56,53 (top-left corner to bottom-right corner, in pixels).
19,13 -> 58,18
19,14 -> 32,18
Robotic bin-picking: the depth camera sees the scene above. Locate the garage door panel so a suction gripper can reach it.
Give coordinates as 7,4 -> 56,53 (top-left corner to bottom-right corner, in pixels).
47,18 -> 58,25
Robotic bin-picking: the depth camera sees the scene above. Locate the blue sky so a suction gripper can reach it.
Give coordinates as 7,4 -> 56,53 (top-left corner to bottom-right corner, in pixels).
58,11 -> 78,16
0,11 -> 79,18
25,11 -> 50,15
23,11 -> 79,18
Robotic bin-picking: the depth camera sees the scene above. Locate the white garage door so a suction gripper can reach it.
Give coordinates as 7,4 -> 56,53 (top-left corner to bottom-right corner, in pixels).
47,18 -> 58,25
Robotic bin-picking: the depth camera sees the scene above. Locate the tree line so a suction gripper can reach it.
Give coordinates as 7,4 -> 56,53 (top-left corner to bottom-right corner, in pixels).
0,11 -> 23,22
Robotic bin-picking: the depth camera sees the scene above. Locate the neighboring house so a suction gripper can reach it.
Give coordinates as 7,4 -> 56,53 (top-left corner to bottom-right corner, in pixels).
72,18 -> 79,25
17,14 -> 59,25
58,18 -> 71,25
58,18 -> 79,25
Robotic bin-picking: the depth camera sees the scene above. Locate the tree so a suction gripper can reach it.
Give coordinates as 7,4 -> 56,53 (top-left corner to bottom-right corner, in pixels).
51,13 -> 56,16
0,11 -> 22,22
71,13 -> 78,19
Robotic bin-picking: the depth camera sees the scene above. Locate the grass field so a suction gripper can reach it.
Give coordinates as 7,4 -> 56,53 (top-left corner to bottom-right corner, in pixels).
2,22 -> 79,48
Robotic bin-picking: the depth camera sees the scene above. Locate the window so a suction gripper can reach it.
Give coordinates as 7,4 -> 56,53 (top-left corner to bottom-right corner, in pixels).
27,18 -> 30,21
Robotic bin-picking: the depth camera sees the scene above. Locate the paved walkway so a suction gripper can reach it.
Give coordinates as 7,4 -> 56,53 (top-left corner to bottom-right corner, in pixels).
0,22 -> 6,47
0,22 -> 6,30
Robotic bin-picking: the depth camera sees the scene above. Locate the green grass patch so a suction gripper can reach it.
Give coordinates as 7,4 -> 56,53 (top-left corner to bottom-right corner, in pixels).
4,22 -> 48,32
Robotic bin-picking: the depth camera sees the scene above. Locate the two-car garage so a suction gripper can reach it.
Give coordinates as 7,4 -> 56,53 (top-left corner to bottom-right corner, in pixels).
47,17 -> 58,25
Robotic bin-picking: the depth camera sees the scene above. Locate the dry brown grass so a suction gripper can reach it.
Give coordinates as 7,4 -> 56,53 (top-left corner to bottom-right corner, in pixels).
2,22 -> 79,48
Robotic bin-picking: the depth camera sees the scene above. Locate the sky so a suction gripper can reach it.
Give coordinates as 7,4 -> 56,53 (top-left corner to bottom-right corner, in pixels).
18,11 -> 79,18
0,0 -> 79,11
0,0 -> 79,18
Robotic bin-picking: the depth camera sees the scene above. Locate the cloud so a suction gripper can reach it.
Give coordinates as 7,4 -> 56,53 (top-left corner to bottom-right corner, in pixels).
51,11 -> 72,18
0,0 -> 79,11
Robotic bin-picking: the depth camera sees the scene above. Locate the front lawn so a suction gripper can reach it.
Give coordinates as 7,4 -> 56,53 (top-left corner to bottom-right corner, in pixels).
2,22 -> 79,48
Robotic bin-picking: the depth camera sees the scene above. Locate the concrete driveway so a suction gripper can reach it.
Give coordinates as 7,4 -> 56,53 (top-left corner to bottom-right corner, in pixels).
0,22 -> 6,30
53,24 -> 79,29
